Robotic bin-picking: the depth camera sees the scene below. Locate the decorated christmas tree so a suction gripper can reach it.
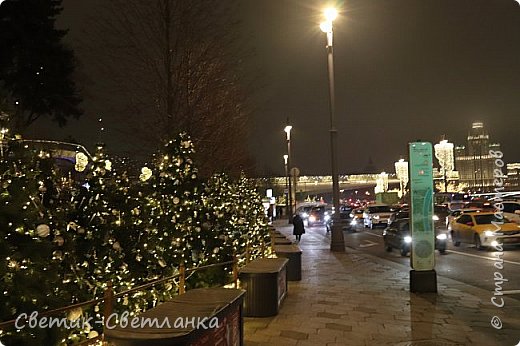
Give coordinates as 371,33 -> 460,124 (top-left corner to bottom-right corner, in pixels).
133,133 -> 203,301
0,133 -> 76,344
230,173 -> 270,258
0,128 -> 271,345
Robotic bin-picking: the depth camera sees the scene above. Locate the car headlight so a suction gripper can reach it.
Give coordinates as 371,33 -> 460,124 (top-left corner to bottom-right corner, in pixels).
432,215 -> 439,221
309,216 -> 316,222
349,213 -> 354,218
436,233 -> 447,240
302,213 -> 308,218
373,215 -> 380,220
484,230 -> 494,237
404,236 -> 412,244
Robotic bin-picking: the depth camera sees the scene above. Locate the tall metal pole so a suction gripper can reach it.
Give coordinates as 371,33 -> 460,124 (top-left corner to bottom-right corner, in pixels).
285,126 -> 293,224
324,21 -> 345,252
284,155 -> 289,218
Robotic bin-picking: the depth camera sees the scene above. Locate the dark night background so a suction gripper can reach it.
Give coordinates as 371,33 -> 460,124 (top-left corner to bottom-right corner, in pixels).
33,0 -> 520,176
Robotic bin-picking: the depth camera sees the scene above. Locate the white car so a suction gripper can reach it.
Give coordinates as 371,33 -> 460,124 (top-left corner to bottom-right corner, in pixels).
363,204 -> 393,230
503,201 -> 520,224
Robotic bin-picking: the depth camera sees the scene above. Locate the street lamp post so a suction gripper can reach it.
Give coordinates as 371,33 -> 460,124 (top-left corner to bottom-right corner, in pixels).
283,154 -> 289,217
284,125 -> 293,223
320,8 -> 345,252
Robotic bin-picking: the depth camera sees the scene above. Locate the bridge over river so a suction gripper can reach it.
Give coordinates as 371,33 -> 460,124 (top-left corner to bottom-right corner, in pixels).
257,174 -> 400,202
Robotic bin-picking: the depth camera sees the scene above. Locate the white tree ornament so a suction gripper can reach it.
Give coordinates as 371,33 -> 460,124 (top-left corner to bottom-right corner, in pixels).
75,152 -> 89,172
139,167 -> 153,181
36,224 -> 50,237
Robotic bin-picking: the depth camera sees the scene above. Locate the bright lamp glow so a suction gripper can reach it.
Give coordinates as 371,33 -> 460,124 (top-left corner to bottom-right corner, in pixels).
436,233 -> 447,240
404,236 -> 412,244
320,21 -> 332,33
283,154 -> 288,164
324,8 -> 338,21
284,125 -> 292,140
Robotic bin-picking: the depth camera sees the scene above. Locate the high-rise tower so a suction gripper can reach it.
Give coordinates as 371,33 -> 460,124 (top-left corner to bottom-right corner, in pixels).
454,122 -> 501,190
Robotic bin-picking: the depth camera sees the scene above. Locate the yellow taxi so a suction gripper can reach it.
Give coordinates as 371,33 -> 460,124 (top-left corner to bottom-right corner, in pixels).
349,207 -> 365,227
451,211 -> 520,249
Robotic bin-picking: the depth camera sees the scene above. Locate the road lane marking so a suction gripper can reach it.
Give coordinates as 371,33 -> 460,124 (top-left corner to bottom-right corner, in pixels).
359,240 -> 378,248
446,249 -> 520,266
365,231 -> 383,238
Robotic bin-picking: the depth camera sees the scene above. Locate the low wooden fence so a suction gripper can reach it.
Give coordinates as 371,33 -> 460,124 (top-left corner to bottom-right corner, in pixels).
0,239 -> 274,345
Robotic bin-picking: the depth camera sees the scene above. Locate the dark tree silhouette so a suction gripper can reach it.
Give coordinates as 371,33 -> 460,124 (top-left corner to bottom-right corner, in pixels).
82,0 -> 253,177
0,0 -> 82,131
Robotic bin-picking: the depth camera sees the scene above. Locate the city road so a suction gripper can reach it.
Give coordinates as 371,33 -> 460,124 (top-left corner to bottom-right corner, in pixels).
278,221 -> 520,302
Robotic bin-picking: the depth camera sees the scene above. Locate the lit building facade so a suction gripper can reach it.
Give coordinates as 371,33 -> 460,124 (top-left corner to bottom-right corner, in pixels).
506,163 -> 520,189
454,122 -> 501,191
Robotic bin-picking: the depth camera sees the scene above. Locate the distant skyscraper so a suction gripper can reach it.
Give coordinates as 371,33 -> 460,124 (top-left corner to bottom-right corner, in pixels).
454,122 -> 501,190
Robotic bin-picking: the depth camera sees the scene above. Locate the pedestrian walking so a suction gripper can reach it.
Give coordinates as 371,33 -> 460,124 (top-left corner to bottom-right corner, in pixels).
292,214 -> 305,242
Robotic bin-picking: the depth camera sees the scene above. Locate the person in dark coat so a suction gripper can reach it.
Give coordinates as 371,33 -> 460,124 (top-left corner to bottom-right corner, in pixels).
292,214 -> 305,242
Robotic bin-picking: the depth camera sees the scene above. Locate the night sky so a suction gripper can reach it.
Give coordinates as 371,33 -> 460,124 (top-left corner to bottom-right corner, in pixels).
41,0 -> 520,176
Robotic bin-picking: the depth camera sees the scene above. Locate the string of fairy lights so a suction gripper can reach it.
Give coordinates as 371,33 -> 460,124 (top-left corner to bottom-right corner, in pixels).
0,126 -> 269,345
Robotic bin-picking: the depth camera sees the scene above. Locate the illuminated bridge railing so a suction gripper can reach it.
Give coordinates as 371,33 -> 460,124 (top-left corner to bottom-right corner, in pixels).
263,174 -> 398,186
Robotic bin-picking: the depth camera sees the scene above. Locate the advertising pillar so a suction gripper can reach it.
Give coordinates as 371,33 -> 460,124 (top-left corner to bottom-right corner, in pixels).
408,142 -> 437,293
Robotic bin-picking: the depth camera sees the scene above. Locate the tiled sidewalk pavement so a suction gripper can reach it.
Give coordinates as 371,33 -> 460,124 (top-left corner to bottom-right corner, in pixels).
243,221 -> 520,346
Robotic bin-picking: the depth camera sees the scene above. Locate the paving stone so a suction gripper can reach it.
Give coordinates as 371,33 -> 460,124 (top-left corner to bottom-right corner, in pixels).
242,221 -> 520,345
316,312 -> 344,319
316,327 -> 347,338
325,322 -> 353,332
280,330 -> 309,340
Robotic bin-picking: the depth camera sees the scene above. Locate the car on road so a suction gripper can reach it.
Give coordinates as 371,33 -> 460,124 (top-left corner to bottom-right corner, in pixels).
450,211 -> 520,249
446,208 -> 483,230
383,218 -> 448,256
325,205 -> 355,232
388,206 -> 449,235
433,205 -> 450,231
349,208 -> 365,227
363,204 -> 393,229
387,208 -> 409,226
295,205 -> 316,222
503,200 -> 520,224
308,205 -> 330,227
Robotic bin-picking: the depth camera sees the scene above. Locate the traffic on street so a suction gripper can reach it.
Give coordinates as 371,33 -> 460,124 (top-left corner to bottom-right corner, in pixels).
292,200 -> 520,300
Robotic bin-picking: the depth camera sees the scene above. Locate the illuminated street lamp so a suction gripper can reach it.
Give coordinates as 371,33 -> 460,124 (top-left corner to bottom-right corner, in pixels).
284,125 -> 293,223
320,7 -> 344,252
434,139 -> 454,192
394,159 -> 409,198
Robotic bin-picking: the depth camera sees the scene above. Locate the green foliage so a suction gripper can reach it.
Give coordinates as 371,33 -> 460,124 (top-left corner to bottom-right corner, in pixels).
0,132 -> 269,345
0,140 -> 75,345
